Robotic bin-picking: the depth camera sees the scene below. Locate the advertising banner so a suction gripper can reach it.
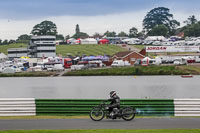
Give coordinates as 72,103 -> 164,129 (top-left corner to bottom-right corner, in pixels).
146,46 -> 200,53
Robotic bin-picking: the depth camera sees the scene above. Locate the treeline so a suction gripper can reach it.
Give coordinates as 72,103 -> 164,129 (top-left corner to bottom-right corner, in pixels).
1,6 -> 200,45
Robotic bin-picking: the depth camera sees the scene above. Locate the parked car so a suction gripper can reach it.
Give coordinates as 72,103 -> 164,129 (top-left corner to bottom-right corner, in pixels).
173,58 -> 187,65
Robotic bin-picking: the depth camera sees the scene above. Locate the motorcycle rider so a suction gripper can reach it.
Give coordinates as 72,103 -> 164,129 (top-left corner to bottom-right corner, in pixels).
106,91 -> 120,118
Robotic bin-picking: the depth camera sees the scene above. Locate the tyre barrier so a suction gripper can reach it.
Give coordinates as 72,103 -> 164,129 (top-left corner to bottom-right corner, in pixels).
174,99 -> 200,116
0,98 -> 36,116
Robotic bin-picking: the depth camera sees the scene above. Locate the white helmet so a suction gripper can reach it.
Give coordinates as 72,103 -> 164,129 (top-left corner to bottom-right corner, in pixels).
110,91 -> 116,97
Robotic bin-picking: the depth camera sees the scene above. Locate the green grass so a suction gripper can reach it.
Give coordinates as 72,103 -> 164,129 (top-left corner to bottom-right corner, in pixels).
177,66 -> 200,74
0,43 -> 28,54
1,129 -> 200,133
64,66 -> 190,76
56,44 -> 126,56
1,43 -> 125,56
130,45 -> 147,50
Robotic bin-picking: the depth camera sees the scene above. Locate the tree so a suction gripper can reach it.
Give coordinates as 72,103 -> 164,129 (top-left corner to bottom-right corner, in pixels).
104,31 -> 116,37
65,35 -> 70,40
118,31 -> 128,37
143,7 -> 180,35
184,22 -> 200,37
72,32 -> 89,39
2,39 -> 8,45
72,24 -> 89,39
93,32 -> 102,38
184,15 -> 197,25
129,27 -> 138,37
76,24 -> 80,34
8,39 -> 16,44
56,34 -> 64,40
17,34 -> 31,43
148,25 -> 169,37
31,20 -> 57,35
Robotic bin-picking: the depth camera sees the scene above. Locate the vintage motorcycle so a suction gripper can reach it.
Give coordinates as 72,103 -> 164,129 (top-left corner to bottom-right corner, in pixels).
89,101 -> 136,121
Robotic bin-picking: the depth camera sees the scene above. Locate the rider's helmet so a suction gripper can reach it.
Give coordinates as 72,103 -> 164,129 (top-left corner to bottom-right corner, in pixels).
110,91 -> 116,98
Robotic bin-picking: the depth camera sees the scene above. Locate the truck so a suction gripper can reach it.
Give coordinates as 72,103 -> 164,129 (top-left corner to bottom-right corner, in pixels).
63,58 -> 72,68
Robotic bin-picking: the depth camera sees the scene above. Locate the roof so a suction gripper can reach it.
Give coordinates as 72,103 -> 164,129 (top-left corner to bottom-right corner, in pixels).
31,35 -> 56,39
113,51 -> 145,58
114,51 -> 133,57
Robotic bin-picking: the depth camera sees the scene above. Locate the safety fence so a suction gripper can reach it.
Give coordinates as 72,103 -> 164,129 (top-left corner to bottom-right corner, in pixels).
1,99 -> 199,116
35,99 -> 174,116
174,99 -> 200,116
0,98 -> 36,116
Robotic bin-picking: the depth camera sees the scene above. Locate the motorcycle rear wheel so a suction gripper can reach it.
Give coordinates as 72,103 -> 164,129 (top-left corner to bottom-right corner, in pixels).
90,107 -> 105,121
121,107 -> 136,121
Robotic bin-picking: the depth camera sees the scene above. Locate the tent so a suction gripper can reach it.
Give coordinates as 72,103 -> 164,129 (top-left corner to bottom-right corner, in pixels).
2,67 -> 15,74
0,52 -> 8,62
67,38 -> 79,44
81,38 -> 98,44
96,55 -> 109,61
99,39 -> 109,44
145,36 -> 165,41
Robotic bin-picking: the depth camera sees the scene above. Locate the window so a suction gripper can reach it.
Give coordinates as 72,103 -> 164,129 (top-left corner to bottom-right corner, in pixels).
131,58 -> 136,61
37,50 -> 55,53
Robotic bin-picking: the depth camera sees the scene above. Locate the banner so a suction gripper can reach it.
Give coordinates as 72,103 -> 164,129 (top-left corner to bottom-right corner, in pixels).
146,46 -> 200,53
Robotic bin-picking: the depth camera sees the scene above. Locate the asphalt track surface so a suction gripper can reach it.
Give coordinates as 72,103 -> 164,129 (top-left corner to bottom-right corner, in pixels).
0,118 -> 200,130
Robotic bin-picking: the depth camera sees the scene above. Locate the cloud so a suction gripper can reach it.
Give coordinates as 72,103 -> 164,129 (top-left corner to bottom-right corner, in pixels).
0,0 -> 165,20
0,9 -> 196,40
0,0 -> 200,40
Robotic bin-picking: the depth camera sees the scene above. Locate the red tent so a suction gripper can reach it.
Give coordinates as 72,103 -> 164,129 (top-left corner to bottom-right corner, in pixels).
99,39 -> 109,44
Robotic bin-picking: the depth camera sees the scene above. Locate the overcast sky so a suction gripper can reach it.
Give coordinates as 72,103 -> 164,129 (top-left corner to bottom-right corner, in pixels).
0,0 -> 200,40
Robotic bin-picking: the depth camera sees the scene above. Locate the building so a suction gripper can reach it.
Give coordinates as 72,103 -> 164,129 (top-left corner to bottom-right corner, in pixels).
7,36 -> 56,59
7,48 -> 28,59
29,36 -> 56,58
112,51 -> 145,65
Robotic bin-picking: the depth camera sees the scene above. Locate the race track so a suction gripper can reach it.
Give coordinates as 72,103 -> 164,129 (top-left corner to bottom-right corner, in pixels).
0,118 -> 200,130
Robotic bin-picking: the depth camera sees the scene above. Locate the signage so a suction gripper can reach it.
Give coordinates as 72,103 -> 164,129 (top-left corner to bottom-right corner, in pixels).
146,46 -> 200,53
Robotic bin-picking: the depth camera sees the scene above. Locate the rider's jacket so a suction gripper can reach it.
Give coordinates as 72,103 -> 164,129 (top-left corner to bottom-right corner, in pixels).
108,95 -> 120,105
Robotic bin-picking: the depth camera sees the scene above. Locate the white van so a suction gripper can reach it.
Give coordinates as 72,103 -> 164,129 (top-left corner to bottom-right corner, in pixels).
111,60 -> 130,67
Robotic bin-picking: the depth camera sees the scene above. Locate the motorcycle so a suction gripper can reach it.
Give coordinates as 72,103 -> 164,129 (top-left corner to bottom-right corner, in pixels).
89,101 -> 136,121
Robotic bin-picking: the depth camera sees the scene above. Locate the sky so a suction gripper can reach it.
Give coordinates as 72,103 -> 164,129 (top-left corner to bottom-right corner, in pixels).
0,0 -> 200,40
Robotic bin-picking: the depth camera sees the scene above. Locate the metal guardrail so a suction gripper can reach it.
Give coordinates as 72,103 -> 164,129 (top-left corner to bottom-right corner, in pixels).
1,98 -> 199,116
174,99 -> 200,116
0,98 -> 36,116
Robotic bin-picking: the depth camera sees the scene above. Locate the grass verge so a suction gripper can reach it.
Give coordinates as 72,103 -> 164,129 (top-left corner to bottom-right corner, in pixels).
63,66 -> 193,76
1,129 -> 200,133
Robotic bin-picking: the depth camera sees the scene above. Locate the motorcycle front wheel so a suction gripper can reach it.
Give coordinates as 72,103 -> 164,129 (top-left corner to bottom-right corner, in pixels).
121,107 -> 136,121
90,107 -> 105,121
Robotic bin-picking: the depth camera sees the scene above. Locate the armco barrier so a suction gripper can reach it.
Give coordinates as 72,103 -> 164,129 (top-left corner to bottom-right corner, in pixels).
35,99 -> 174,116
0,98 -> 36,116
2,99 -> 199,116
174,99 -> 200,116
